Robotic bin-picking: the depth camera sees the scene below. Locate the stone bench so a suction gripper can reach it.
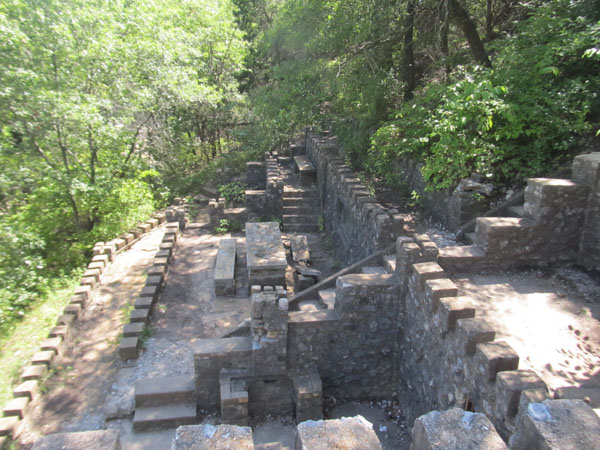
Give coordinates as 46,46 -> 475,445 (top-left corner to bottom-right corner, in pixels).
214,238 -> 237,296
294,155 -> 316,186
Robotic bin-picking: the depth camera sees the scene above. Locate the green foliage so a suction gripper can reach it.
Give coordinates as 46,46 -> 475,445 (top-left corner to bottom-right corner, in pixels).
318,215 -> 326,232
218,181 -> 247,207
370,0 -> 600,190
214,218 -> 244,234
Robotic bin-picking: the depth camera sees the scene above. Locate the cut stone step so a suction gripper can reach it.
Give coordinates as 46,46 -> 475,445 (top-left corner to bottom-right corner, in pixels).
361,266 -> 387,275
283,215 -> 320,225
318,289 -> 336,309
283,198 -> 307,206
135,374 -> 196,407
438,245 -> 486,272
283,206 -> 316,215
133,403 -> 197,432
283,224 -> 319,233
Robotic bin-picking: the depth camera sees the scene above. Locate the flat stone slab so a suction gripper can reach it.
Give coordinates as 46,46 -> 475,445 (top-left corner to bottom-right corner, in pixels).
245,222 -> 287,271
172,424 -> 253,450
294,155 -> 315,173
214,238 -> 237,296
193,337 -> 253,357
31,430 -> 120,450
296,415 -> 382,449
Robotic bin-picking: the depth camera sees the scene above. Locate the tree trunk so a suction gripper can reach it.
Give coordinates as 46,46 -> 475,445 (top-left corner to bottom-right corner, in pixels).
439,0 -> 451,77
447,0 -> 492,68
403,0 -> 417,100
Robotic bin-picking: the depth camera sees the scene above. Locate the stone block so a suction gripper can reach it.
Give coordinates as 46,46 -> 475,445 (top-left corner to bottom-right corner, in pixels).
496,370 -> 547,418
134,297 -> 152,310
220,371 -> 249,426
411,408 -> 507,450
119,337 -> 139,360
412,262 -> 446,290
292,372 -> 323,422
3,396 -> 29,419
91,254 -> 109,268
214,238 -> 237,296
138,222 -> 151,234
57,314 -> 75,326
63,303 -> 82,318
424,278 -> 458,310
73,285 -> 92,301
40,336 -> 62,354
13,379 -> 39,401
456,318 -> 495,355
147,265 -> 166,280
147,218 -> 160,228
140,285 -> 159,302
48,325 -> 69,340
31,350 -> 55,367
83,268 -> 101,282
80,276 -> 97,290
0,416 -> 21,438
69,292 -> 88,308
438,296 -> 476,332
153,257 -> 169,267
145,275 -> 163,287
475,341 -> 519,381
172,424 -> 253,450
296,416 -> 382,449
155,249 -> 171,260
572,152 -> 600,187
510,399 -> 600,450
130,308 -> 150,324
159,242 -> 174,256
162,234 -> 176,245
87,261 -> 105,274
31,430 -> 121,450
21,365 -> 47,381
123,322 -> 144,337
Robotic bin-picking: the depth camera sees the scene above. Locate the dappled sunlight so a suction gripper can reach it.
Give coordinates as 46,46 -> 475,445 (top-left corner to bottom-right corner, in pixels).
455,272 -> 600,395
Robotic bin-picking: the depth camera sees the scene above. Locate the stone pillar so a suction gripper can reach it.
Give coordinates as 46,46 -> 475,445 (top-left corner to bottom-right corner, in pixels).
251,288 -> 288,374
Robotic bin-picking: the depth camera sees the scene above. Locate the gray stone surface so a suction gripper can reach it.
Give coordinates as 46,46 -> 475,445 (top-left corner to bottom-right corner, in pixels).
246,222 -> 287,271
295,415 -> 382,449
410,408 -> 507,450
31,430 -> 120,450
510,399 -> 600,450
172,424 -> 254,450
214,238 -> 237,296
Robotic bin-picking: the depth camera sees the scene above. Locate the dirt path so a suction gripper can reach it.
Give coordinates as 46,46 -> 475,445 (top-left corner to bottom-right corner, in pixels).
454,266 -> 600,405
17,227 -> 165,446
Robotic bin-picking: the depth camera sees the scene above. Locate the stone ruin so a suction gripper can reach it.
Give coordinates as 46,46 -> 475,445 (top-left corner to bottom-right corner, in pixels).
3,131 -> 600,449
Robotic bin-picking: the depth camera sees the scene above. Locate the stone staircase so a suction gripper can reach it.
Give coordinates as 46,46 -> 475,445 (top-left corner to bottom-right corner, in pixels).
282,186 -> 321,232
132,374 -> 197,432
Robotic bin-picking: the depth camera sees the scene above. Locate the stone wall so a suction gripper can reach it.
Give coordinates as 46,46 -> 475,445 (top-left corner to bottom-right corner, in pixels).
395,237 -> 549,440
304,133 -> 399,263
439,152 -> 600,271
287,274 -> 398,400
244,156 -> 283,221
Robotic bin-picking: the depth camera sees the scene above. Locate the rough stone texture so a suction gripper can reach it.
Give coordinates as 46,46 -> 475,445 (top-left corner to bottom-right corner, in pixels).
31,430 -> 120,450
509,399 -> 600,450
172,424 -> 254,450
295,415 -> 382,449
246,161 -> 265,189
305,133 -> 395,263
246,222 -> 287,287
410,408 -> 507,450
573,153 -> 600,270
292,371 -> 323,422
193,337 -> 253,413
214,238 -> 236,296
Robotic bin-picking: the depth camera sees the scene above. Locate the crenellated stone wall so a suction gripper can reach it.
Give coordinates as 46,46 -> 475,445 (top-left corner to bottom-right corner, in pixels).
304,133 -> 399,263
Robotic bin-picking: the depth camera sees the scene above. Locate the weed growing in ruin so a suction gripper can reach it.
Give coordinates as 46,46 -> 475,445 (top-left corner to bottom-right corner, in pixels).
218,181 -> 247,207
139,325 -> 153,348
318,215 -> 326,232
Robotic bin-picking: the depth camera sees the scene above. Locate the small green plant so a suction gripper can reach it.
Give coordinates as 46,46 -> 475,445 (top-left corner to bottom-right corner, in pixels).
214,218 -> 244,234
215,219 -> 230,234
318,215 -> 325,232
120,303 -> 134,325
139,325 -> 153,348
408,190 -> 422,208
218,181 -> 247,207
471,192 -> 485,202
